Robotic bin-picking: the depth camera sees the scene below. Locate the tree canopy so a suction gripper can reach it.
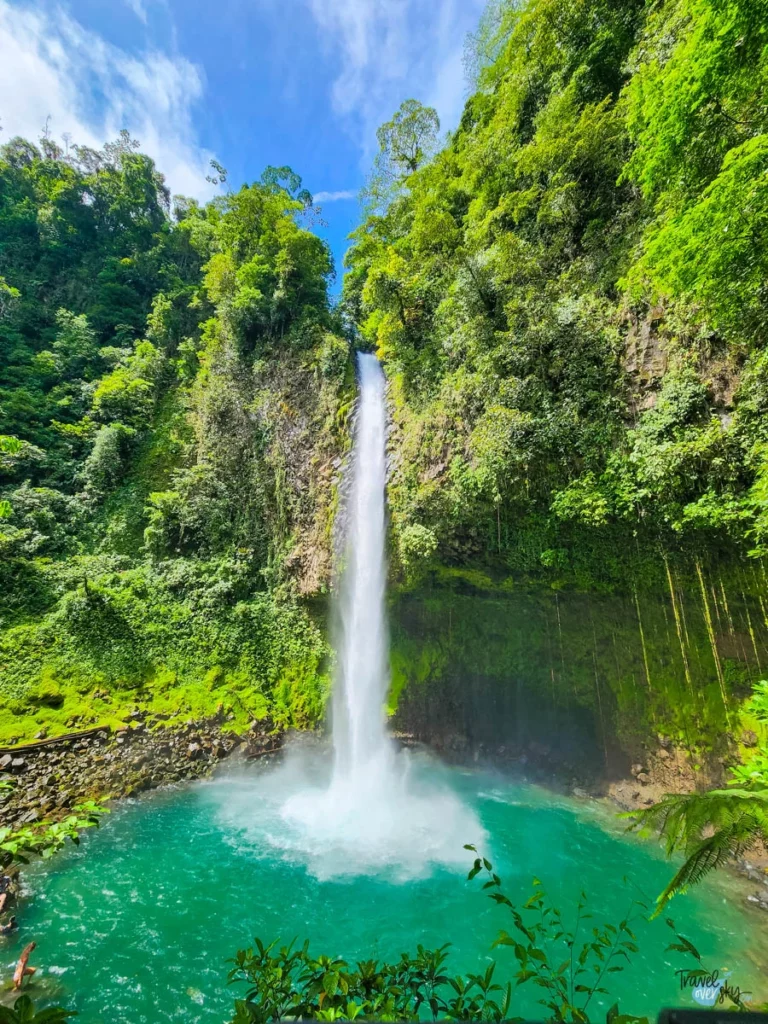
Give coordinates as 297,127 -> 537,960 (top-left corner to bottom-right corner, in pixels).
344,0 -> 768,585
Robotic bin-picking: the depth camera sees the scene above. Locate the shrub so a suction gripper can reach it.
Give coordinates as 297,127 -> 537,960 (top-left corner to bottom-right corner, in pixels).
82,424 -> 136,496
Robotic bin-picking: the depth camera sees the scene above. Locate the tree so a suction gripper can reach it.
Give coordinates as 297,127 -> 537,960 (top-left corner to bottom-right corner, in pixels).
260,166 -> 312,208
363,100 -> 440,212
51,309 -> 101,380
463,0 -> 518,90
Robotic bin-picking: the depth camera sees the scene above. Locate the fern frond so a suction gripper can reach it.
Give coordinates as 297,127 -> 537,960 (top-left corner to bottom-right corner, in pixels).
652,812 -> 763,915
625,788 -> 768,912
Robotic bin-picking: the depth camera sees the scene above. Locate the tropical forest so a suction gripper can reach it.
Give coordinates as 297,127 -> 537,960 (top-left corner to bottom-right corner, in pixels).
1,0 -> 768,1019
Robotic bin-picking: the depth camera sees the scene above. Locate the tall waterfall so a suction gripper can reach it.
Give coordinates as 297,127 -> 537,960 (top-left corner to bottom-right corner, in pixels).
258,351 -> 485,880
332,352 -> 392,787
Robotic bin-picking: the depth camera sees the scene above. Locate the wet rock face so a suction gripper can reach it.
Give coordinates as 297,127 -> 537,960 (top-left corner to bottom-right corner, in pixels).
0,713 -> 283,831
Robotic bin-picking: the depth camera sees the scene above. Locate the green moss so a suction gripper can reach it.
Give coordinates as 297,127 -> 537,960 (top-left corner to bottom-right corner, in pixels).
0,557 -> 330,745
429,566 -> 505,593
387,641 -> 448,714
389,568 -> 768,758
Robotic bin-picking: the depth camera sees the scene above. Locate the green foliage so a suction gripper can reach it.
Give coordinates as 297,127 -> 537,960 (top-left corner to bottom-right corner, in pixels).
467,849 -> 648,1024
0,996 -> 76,1023
626,676 -> 768,912
345,0 -> 768,581
0,854 -> 746,1023
363,100 -> 441,213
625,788 -> 768,914
728,756 -> 768,788
0,127 -> 351,739
463,0 -> 515,90
91,341 -> 163,427
744,679 -> 768,725
398,523 -> 438,580
227,851 -> 738,1023
0,555 -> 331,743
622,0 -> 768,337
630,136 -> 768,339
0,801 -> 105,870
81,424 -> 137,496
227,939 -> 510,1023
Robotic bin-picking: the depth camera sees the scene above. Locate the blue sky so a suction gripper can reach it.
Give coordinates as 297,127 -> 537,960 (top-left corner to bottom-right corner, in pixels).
0,0 -> 486,285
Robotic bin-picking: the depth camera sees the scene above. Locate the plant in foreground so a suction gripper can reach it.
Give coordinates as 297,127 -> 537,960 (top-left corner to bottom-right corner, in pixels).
227,850 -> 740,1023
624,677 -> 768,914
466,848 -> 648,1024
625,788 -> 768,914
0,801 -> 106,1017
0,803 -> 106,871
0,995 -> 75,1023
1,851 -> 748,1021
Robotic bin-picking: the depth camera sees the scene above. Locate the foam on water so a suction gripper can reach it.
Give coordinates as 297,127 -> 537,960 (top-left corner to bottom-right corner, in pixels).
212,743 -> 485,881
11,751 -> 767,1022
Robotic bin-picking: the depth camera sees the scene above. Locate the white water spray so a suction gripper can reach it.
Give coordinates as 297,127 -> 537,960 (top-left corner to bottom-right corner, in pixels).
218,352 -> 485,880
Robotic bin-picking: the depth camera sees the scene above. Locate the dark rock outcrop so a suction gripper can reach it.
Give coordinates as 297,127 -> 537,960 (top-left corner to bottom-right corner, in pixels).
0,712 -> 282,831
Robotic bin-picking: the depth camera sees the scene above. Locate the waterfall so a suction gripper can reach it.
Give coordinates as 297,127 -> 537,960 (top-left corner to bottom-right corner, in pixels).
332,352 -> 392,787
257,351 -> 485,880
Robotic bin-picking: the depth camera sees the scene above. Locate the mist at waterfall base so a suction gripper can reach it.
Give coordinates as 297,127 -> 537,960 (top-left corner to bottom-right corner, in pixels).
13,773 -> 766,1022
218,352 -> 485,880
216,743 -> 485,881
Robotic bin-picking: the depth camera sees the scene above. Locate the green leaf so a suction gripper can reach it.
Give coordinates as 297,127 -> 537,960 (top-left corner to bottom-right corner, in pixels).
467,858 -> 483,880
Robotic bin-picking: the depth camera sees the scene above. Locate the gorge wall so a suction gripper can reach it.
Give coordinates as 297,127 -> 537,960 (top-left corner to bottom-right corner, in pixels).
390,569 -> 768,784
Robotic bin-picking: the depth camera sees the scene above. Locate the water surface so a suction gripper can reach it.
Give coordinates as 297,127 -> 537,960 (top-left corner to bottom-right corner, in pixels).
4,754 -> 765,1023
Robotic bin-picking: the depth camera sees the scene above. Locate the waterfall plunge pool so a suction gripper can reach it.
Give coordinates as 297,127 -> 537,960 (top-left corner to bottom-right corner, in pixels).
5,747 -> 766,1023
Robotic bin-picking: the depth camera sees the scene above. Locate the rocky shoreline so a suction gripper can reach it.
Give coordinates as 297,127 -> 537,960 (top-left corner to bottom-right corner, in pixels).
0,710 -> 283,832
0,711 -> 284,926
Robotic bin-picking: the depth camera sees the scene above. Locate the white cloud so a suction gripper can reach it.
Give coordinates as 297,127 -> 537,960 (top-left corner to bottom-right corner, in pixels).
0,1 -> 217,201
314,189 -> 357,202
306,0 -> 486,161
125,0 -> 148,25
